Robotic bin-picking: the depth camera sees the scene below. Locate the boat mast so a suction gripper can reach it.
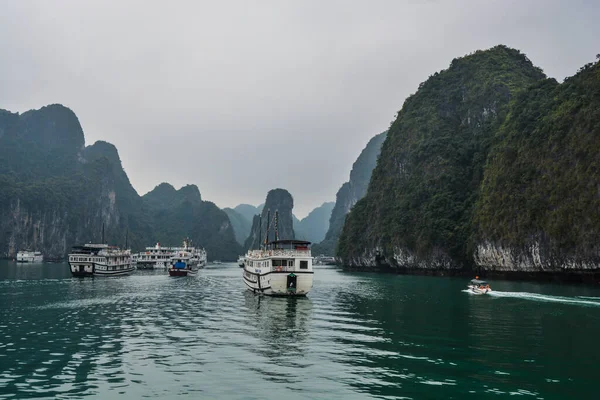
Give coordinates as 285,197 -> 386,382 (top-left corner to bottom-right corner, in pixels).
275,210 -> 279,241
258,214 -> 262,250
265,209 -> 271,247
125,228 -> 128,249
102,223 -> 105,244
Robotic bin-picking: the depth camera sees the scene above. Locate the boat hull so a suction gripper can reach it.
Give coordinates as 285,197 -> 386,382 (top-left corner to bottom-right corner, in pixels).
467,285 -> 492,295
168,268 -> 198,277
69,262 -> 134,277
243,269 -> 313,296
16,255 -> 44,263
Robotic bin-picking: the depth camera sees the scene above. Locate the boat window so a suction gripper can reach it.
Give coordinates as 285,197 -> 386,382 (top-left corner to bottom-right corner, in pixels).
300,261 -> 308,269
288,260 -> 294,266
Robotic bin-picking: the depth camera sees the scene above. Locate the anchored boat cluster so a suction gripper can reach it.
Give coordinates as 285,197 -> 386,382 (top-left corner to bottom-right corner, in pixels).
66,210 -> 315,296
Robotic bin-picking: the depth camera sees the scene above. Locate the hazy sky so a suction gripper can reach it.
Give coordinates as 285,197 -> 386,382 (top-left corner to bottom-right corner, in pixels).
1,1 -> 599,217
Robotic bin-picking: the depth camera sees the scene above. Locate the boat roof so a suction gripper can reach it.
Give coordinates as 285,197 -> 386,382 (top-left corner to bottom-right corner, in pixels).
72,244 -> 109,249
268,240 -> 311,246
470,279 -> 489,285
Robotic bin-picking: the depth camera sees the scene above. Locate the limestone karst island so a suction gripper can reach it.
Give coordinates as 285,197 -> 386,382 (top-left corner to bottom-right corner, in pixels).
2,2 -> 600,397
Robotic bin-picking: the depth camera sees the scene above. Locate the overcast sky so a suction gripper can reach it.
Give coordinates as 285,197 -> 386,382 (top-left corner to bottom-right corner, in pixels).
1,1 -> 599,217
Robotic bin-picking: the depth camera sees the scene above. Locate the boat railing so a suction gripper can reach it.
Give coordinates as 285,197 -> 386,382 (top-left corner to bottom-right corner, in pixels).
247,249 -> 311,258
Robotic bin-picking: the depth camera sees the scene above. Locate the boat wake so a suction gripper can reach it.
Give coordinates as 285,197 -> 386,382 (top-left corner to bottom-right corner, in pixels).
487,291 -> 600,307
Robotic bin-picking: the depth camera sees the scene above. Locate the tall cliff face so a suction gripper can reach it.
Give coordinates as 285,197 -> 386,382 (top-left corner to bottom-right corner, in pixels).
0,105 -> 143,258
244,189 -> 295,250
472,58 -> 600,272
338,45 -> 546,270
0,104 -> 239,260
312,131 -> 387,255
295,202 -> 334,243
143,184 -> 242,260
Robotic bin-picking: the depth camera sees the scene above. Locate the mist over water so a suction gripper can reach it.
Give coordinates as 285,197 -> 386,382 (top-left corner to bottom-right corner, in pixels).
1,261 -> 600,399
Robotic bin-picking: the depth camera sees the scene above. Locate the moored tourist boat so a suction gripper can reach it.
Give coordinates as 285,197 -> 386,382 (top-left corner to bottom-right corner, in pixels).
135,243 -> 176,269
168,238 -> 206,276
467,278 -> 492,295
237,255 -> 245,268
68,244 -> 134,277
243,239 -> 314,296
169,250 -> 198,277
16,250 -> 44,263
135,239 -> 207,270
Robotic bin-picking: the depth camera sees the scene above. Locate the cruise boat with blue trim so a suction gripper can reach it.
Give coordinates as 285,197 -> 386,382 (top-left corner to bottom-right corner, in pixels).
168,238 -> 205,276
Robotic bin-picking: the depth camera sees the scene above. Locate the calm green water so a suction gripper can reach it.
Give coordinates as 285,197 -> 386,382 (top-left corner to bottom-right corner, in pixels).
1,261 -> 600,399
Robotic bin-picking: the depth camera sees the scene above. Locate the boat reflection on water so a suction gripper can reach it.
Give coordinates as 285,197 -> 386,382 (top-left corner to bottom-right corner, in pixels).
243,291 -> 313,360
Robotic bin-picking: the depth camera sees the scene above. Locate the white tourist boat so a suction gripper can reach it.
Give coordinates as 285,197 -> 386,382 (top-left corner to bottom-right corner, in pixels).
243,239 -> 314,296
467,278 -> 492,295
167,238 -> 207,276
136,243 -> 176,269
16,250 -> 44,263
135,239 -> 207,270
169,249 -> 198,276
68,244 -> 134,277
237,255 -> 245,268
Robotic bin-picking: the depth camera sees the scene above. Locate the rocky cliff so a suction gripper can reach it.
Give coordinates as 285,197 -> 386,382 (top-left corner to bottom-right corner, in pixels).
338,45 -> 547,272
312,131 -> 387,255
244,189 -> 295,250
472,57 -> 600,273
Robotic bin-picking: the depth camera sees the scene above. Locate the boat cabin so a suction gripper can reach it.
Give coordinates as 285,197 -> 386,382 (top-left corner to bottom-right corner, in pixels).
264,239 -> 311,251
469,279 -> 490,288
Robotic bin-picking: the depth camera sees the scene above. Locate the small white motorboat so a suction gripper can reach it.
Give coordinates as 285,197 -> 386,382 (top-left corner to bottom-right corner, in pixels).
467,278 -> 492,295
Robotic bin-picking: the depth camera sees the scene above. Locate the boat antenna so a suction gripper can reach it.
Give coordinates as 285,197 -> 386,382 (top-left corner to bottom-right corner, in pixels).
258,214 -> 262,250
102,223 -> 105,244
265,209 -> 270,246
125,228 -> 128,249
275,210 -> 279,241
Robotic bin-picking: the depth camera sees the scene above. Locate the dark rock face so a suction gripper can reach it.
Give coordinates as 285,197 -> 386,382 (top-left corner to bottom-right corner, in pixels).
312,131 -> 387,255
338,45 -> 548,272
244,189 -> 295,250
0,104 -> 240,261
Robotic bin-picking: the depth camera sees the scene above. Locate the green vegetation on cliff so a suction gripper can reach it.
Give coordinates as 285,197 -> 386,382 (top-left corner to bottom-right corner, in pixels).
0,104 -> 240,260
474,58 -> 600,258
338,46 -> 546,267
